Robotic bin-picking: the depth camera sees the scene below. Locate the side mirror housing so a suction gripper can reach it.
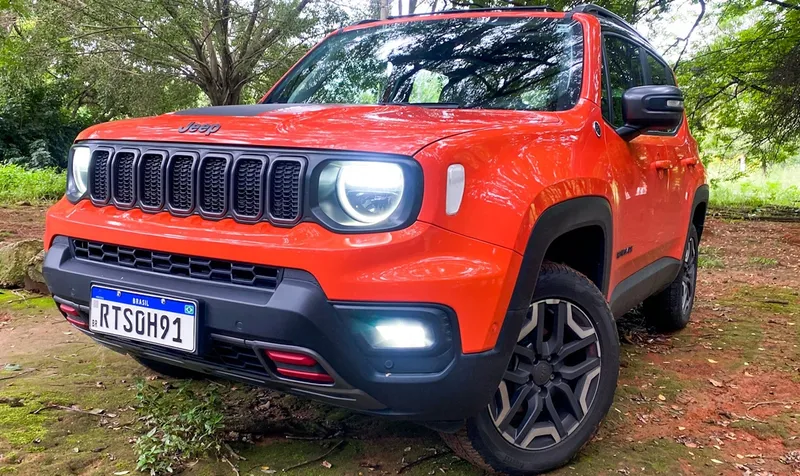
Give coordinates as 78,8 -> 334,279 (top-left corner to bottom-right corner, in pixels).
617,85 -> 684,141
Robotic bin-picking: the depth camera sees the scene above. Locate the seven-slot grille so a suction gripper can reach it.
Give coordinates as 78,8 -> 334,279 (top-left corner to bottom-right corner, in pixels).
71,239 -> 281,290
88,148 -> 304,224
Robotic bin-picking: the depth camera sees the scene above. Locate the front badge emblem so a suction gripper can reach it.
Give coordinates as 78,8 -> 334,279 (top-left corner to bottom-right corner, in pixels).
178,122 -> 221,136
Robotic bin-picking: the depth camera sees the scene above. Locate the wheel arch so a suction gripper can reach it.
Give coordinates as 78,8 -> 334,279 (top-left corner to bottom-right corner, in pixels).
506,196 -> 614,314
691,184 -> 710,241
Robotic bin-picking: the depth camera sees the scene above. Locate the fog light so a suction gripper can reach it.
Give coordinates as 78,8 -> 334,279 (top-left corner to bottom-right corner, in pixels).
366,320 -> 434,349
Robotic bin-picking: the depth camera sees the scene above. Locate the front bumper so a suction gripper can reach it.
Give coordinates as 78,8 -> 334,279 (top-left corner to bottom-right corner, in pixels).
44,235 -> 525,422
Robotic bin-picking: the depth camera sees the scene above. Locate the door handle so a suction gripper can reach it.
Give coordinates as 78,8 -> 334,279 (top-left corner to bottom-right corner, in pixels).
681,158 -> 698,167
652,160 -> 672,171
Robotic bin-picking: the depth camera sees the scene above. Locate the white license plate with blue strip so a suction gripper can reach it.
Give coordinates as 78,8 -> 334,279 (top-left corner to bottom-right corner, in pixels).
90,286 -> 197,352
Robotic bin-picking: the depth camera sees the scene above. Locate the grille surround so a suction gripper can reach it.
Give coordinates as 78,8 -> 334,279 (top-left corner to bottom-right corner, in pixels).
111,150 -> 138,207
89,149 -> 113,205
138,151 -> 167,211
231,156 -> 268,222
268,158 -> 306,224
198,155 -> 231,218
166,153 -> 199,215
71,239 -> 281,290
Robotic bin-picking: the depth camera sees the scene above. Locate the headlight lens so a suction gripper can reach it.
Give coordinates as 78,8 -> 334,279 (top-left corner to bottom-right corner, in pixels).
315,160 -> 414,229
336,162 -> 404,224
67,146 -> 91,201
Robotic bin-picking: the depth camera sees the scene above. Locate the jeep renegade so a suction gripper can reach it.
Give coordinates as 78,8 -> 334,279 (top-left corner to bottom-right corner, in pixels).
43,4 -> 708,474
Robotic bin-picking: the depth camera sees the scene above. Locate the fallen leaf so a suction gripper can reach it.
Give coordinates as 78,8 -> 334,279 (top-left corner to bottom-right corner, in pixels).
678,426 -> 686,431
707,359 -> 718,364
708,378 -> 723,388
113,472 -> 130,475
711,459 -> 723,464
658,394 -> 666,401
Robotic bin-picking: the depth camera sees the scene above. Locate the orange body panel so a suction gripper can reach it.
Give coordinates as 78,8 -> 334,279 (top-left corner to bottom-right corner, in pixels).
45,11 -> 705,353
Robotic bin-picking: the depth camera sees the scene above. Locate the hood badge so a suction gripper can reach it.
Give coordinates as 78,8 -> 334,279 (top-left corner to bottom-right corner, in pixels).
178,122 -> 221,135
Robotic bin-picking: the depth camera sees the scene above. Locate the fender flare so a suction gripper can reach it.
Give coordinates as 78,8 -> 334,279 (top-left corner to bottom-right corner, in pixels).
691,184 -> 710,240
506,196 -> 614,314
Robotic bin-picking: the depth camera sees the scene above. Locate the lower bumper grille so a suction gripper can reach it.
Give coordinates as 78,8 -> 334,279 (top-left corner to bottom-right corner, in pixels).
207,341 -> 268,376
71,239 -> 281,290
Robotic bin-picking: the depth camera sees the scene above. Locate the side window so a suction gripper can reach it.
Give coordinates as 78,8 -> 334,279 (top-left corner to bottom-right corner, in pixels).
603,35 -> 644,128
646,53 -> 675,86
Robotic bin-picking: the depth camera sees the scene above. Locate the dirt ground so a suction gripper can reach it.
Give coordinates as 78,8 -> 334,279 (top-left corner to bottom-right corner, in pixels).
1,216 -> 799,475
0,205 -> 48,244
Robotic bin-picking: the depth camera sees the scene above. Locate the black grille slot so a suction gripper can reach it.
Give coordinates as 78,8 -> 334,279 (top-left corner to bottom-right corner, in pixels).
269,160 -> 303,221
71,239 -> 280,290
90,150 -> 111,202
233,158 -> 266,219
206,342 -> 268,375
168,155 -> 195,212
112,152 -> 136,205
140,153 -> 165,209
199,157 -> 228,215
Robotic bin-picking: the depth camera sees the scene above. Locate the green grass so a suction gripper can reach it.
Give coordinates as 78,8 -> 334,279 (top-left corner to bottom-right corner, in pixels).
0,164 -> 64,204
749,256 -> 778,267
698,246 -> 724,269
708,163 -> 800,208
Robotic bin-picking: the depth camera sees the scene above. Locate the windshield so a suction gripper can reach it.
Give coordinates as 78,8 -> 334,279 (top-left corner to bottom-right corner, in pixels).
265,17 -> 584,111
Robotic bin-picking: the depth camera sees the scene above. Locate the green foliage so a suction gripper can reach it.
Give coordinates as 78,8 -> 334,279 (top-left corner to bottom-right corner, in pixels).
709,164 -> 800,208
0,164 -> 64,203
680,3 -> 800,168
134,381 -> 225,476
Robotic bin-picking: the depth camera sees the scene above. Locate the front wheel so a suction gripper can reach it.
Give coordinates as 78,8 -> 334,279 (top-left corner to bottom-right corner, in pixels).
440,263 -> 620,475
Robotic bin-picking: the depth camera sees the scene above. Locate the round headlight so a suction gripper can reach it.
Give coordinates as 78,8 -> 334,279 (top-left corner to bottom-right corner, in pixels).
71,146 -> 91,195
336,162 -> 404,224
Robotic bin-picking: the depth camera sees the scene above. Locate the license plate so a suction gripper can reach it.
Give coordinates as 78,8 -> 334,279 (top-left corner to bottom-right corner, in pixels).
90,286 -> 197,353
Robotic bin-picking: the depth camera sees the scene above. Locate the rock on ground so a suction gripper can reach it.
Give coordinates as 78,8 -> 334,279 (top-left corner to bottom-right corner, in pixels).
0,239 -> 44,289
24,249 -> 47,293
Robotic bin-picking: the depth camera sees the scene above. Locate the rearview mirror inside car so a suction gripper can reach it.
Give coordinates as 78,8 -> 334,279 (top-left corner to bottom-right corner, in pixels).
618,85 -> 684,141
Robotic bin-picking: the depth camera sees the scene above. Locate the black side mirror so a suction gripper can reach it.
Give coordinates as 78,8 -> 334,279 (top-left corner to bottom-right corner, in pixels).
617,85 -> 684,141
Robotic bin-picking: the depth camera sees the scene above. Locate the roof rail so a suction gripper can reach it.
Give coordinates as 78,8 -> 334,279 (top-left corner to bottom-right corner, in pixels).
570,4 -> 651,45
388,6 -> 556,20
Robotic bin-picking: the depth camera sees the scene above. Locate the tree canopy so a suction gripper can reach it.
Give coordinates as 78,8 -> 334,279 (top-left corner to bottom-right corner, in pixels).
1,0 -> 799,173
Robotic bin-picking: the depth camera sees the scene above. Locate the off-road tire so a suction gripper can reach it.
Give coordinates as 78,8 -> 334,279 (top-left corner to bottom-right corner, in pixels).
643,225 -> 699,332
134,357 -> 205,380
440,263 -> 620,475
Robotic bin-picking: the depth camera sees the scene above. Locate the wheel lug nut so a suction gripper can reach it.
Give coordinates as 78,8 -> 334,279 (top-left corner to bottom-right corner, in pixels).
549,375 -> 554,380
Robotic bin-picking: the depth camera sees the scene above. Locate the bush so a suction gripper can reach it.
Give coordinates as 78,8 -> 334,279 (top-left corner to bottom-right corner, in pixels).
0,164 -> 64,203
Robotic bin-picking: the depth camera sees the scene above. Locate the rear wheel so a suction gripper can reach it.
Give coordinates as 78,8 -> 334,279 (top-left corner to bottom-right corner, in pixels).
440,263 -> 619,475
643,225 -> 699,332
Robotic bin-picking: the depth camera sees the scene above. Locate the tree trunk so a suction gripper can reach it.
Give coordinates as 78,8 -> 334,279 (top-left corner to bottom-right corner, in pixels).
409,0 -> 418,13
379,0 -> 390,19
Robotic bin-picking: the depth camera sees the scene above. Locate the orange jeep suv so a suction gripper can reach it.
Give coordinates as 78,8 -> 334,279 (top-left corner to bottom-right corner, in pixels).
43,4 -> 707,474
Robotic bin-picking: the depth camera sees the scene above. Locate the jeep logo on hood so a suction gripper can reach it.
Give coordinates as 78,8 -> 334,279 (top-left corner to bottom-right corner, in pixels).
178,122 -> 221,135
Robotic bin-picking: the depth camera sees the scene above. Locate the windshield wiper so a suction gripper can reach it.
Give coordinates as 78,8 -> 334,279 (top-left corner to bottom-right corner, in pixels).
379,102 -> 462,109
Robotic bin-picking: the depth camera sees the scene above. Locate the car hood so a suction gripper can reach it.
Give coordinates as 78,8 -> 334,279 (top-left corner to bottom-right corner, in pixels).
76,104 -> 562,156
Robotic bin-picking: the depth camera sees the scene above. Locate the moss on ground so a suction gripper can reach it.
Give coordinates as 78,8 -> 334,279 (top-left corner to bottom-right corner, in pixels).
552,438 -> 721,475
